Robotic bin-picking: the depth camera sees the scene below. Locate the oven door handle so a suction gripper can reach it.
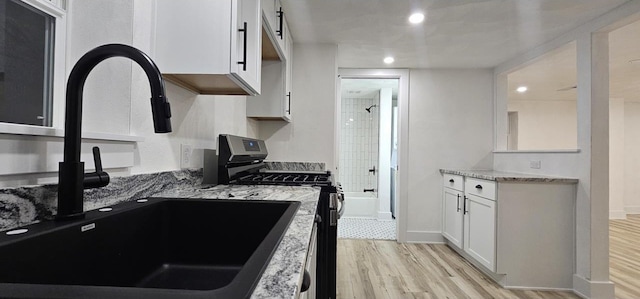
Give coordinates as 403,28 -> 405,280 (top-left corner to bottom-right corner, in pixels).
337,193 -> 345,219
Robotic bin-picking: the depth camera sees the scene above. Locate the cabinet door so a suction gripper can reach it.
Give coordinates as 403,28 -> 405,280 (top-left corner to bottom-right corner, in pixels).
261,0 -> 276,31
154,0 -> 232,73
231,0 -> 261,94
463,194 -> 496,271
283,21 -> 292,120
273,0 -> 287,56
442,188 -> 463,248
246,60 -> 286,119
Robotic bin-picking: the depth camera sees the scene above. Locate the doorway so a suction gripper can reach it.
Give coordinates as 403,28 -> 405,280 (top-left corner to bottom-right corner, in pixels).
336,73 -> 403,241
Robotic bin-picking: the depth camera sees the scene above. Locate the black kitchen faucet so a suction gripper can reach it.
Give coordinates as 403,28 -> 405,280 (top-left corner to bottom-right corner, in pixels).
56,44 -> 172,220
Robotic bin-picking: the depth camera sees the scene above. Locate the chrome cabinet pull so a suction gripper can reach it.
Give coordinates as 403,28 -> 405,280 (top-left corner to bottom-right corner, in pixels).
463,196 -> 469,214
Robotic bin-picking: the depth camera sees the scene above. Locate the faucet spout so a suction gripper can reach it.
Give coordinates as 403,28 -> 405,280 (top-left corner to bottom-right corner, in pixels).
57,44 -> 172,220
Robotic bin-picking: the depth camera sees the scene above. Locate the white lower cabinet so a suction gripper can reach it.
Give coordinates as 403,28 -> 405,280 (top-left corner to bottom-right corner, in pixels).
463,193 -> 496,271
441,172 -> 576,289
442,183 -> 464,248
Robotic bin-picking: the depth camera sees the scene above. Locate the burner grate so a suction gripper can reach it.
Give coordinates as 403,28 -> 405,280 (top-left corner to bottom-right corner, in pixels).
236,172 -> 331,186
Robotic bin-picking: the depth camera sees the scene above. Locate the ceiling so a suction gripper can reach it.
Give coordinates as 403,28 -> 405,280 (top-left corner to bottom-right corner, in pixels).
609,19 -> 640,102
281,0 -> 630,69
507,41 -> 578,102
341,79 -> 399,100
280,1 -> 640,102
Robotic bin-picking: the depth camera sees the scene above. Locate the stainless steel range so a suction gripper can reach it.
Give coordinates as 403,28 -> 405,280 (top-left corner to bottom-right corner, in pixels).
203,134 -> 343,299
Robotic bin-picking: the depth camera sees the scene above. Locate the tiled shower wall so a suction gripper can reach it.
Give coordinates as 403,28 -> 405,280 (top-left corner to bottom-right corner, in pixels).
339,94 -> 379,193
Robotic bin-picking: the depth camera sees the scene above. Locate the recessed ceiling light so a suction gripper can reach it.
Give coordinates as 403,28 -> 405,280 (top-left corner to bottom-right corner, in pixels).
384,57 -> 395,64
516,86 -> 528,93
409,13 -> 425,24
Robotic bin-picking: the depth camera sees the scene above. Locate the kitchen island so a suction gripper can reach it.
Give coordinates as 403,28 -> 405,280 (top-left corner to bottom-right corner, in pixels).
0,170 -> 320,299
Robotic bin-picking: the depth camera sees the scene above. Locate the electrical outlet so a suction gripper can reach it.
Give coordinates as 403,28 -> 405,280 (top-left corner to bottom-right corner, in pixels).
181,144 -> 192,169
530,160 -> 541,169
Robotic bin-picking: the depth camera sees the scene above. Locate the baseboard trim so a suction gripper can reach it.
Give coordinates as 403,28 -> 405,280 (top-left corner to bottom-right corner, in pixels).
377,211 -> 393,220
504,285 -> 573,292
609,209 -> 627,219
405,230 -> 445,243
572,274 -> 614,299
624,206 -> 640,214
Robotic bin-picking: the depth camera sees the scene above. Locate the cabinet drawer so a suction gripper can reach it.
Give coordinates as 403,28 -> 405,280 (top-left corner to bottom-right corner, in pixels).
465,178 -> 496,200
443,174 -> 464,191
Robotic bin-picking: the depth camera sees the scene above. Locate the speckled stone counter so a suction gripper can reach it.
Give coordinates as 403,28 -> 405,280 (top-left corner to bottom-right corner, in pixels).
0,170 -> 320,299
440,169 -> 578,183
0,170 -> 203,232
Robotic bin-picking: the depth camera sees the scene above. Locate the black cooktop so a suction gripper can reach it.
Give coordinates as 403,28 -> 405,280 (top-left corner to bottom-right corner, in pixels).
234,172 -> 332,186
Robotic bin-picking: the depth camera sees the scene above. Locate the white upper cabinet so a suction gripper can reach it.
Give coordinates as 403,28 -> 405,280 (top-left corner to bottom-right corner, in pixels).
261,0 -> 288,60
154,0 -> 261,95
247,0 -> 293,121
273,0 -> 287,59
261,0 -> 277,34
283,20 -> 293,118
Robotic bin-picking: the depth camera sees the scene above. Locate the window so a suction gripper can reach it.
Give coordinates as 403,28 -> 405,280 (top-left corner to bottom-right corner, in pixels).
0,0 -> 61,127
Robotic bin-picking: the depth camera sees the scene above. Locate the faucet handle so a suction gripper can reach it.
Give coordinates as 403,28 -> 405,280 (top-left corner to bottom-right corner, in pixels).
92,146 -> 103,172
83,146 -> 110,189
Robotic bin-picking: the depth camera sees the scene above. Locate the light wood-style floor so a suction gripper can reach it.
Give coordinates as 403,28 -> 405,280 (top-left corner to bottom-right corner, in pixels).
337,239 -> 579,299
610,214 -> 640,299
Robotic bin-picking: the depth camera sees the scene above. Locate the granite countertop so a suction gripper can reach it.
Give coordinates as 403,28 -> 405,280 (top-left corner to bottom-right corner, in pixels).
0,167 -> 321,299
440,169 -> 579,183
153,184 -> 320,299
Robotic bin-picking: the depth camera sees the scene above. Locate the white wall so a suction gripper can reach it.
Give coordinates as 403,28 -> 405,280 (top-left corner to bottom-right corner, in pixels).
623,101 -> 640,214
0,0 -> 257,187
609,98 -> 640,218
490,2 -> 640,294
68,0 -> 133,135
406,69 -> 494,242
130,0 -> 258,174
610,98 -> 625,219
508,100 -> 577,150
377,87 -> 392,220
258,44 -> 337,171
494,32 -> 607,296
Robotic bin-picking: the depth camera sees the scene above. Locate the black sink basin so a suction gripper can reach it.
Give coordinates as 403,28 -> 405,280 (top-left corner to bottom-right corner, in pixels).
0,198 -> 300,299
